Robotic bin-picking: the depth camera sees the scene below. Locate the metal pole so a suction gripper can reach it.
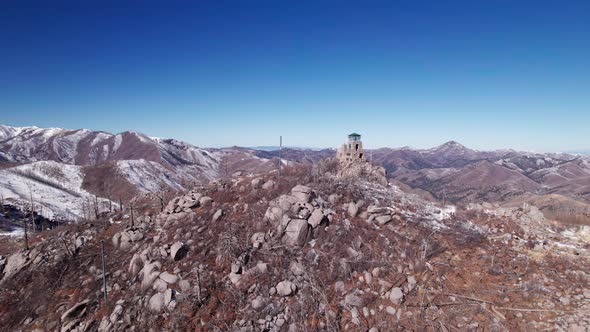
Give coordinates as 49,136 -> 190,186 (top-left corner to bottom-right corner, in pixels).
279,136 -> 282,178
100,240 -> 107,304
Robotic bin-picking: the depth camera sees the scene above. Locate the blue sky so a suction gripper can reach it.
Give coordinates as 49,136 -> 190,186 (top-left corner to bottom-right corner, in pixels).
0,1 -> 588,152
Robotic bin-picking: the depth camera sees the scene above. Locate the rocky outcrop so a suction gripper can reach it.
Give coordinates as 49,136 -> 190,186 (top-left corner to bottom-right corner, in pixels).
282,219 -> 309,246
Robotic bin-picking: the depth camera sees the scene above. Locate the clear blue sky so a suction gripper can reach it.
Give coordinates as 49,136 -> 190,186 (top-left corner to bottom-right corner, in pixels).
0,1 -> 588,152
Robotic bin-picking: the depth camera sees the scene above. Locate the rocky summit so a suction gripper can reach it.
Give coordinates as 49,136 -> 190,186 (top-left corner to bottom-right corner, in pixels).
0,163 -> 589,332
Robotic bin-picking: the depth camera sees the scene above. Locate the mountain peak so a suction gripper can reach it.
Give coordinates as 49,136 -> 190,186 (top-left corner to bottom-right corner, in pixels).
440,140 -> 465,148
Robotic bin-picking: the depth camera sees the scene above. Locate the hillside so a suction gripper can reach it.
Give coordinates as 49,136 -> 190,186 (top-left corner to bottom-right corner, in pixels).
0,167 -> 588,331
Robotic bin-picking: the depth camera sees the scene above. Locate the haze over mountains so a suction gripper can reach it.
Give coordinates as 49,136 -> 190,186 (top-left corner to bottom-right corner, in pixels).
1,124 -> 589,223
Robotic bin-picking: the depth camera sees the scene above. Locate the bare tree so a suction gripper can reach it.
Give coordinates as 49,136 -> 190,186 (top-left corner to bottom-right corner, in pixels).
94,195 -> 99,220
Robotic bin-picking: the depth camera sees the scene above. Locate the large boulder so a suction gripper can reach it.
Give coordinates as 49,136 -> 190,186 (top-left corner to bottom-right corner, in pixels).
212,209 -> 224,222
264,206 -> 284,223
348,202 -> 360,218
277,195 -> 298,211
61,299 -> 90,322
375,215 -> 392,226
344,290 -> 364,307
149,292 -> 165,312
251,178 -> 264,189
115,228 -> 144,250
0,252 -> 30,282
262,180 -> 276,190
199,196 -> 213,207
291,185 -> 313,203
141,261 -> 162,289
276,280 -> 297,297
170,242 -> 188,261
389,287 -> 404,305
308,209 -> 327,228
282,219 -> 309,246
0,255 -> 5,276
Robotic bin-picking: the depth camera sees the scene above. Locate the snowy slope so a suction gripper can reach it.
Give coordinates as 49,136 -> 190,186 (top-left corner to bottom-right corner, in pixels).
0,161 -> 114,220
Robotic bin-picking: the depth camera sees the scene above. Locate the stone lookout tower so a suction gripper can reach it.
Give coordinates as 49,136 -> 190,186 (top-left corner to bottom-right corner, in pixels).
337,133 -> 366,162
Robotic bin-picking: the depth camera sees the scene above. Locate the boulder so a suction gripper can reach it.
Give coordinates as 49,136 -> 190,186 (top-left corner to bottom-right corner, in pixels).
251,232 -> 266,249
159,271 -> 179,284
181,199 -> 199,209
348,202 -> 359,218
179,280 -> 191,292
164,288 -> 176,308
308,209 -> 327,228
277,194 -> 298,211
375,215 -> 392,226
1,252 -> 29,282
212,209 -> 224,222
291,185 -> 312,203
389,287 -> 404,305
61,300 -> 89,322
276,280 -> 297,297
290,262 -> 305,276
141,261 -> 162,289
282,219 -> 309,246
251,178 -> 264,189
251,296 -> 266,310
149,292 -> 165,312
199,196 -> 213,207
170,242 -> 188,261
344,290 -> 364,307
367,205 -> 384,214
328,194 -> 341,205
264,206 -> 283,223
262,180 -> 276,190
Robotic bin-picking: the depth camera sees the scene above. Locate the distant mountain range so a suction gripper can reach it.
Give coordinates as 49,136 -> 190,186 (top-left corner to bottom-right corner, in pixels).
1,124 -> 589,222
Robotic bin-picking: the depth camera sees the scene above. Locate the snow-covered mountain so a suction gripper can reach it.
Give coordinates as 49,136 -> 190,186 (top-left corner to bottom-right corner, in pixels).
0,125 -> 279,220
0,125 -> 219,169
0,161 -> 113,220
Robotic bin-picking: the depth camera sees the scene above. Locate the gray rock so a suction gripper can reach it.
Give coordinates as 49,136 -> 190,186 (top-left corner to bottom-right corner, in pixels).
344,290 -> 364,307
282,219 -> 309,246
61,299 -> 89,322
328,194 -> 341,205
389,287 -> 404,305
199,196 -> 213,207
149,292 -> 165,312
1,252 -> 29,282
386,306 -> 397,316
262,180 -> 276,190
159,271 -> 179,284
251,178 -> 264,189
229,272 -> 242,285
308,209 -> 327,228
212,209 -> 224,222
277,195 -> 298,211
179,279 -> 191,292
375,215 -> 392,226
335,281 -> 346,294
291,185 -> 312,203
264,206 -> 284,223
251,296 -> 265,310
170,242 -> 187,261
348,202 -> 359,218
276,280 -> 297,297
251,232 -> 266,249
290,262 -> 305,276
164,288 -> 175,307
141,261 -> 162,289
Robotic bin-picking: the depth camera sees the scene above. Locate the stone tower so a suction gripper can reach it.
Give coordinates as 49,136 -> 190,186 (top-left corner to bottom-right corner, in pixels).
337,133 -> 366,162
